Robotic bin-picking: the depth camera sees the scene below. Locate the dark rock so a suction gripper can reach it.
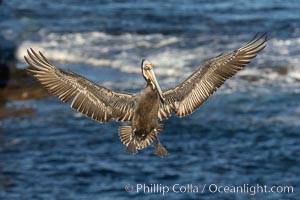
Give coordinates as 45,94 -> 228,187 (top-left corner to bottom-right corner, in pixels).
0,107 -> 35,118
0,36 -> 16,89
0,36 -> 50,117
276,67 -> 288,75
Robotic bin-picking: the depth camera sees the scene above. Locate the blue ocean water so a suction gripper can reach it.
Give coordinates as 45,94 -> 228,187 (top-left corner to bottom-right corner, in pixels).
0,0 -> 300,199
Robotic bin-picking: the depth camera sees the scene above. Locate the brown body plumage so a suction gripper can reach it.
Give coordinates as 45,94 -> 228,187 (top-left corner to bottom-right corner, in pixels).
24,33 -> 267,157
132,85 -> 160,139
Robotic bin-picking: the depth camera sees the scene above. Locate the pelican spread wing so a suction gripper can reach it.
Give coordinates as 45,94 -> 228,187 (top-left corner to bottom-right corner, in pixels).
25,49 -> 135,123
158,34 -> 267,120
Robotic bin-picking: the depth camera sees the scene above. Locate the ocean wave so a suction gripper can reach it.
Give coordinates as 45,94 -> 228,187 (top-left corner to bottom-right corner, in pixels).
260,37 -> 300,67
17,32 -> 183,73
17,31 -> 300,92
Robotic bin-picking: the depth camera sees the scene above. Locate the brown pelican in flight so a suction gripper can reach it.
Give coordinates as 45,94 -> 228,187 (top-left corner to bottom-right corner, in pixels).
24,34 -> 267,157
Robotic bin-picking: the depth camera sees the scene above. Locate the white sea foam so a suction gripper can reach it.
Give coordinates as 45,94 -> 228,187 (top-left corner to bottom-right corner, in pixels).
17,31 -> 211,77
17,31 -> 300,93
19,33 -> 175,77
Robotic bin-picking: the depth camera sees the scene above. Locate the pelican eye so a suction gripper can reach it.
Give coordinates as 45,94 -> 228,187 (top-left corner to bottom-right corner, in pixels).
144,64 -> 153,70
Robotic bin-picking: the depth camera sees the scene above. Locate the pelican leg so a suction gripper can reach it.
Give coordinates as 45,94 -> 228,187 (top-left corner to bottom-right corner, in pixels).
154,130 -> 169,158
126,129 -> 138,155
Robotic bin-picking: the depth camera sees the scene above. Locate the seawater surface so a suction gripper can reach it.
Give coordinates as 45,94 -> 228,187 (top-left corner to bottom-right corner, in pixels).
0,0 -> 300,199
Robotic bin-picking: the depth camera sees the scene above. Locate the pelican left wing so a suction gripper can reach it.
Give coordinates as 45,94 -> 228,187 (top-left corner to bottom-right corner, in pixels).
25,49 -> 135,123
158,33 -> 267,120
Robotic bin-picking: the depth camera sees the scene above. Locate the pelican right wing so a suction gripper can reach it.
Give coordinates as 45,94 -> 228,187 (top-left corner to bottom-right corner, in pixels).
25,49 -> 135,123
158,33 -> 267,120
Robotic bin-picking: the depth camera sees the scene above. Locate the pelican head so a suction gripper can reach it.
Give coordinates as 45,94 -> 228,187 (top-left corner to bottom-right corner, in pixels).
141,59 -> 165,103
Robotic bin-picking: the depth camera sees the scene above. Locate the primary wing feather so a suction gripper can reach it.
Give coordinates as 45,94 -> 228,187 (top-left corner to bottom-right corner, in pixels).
25,49 -> 135,123
158,34 -> 268,120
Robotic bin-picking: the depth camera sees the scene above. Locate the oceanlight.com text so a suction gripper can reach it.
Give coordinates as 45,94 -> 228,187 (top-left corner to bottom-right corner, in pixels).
124,183 -> 293,196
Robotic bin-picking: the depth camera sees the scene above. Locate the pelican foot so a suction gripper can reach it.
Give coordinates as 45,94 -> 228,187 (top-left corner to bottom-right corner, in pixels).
154,141 -> 169,158
126,140 -> 138,155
